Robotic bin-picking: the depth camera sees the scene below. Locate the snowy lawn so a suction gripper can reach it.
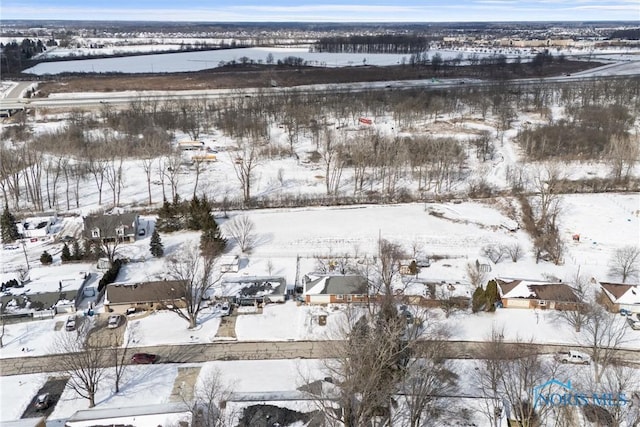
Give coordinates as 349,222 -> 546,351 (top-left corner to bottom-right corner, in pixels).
47,363 -> 179,424
124,309 -> 221,347
0,316 -> 80,359
0,373 -> 47,421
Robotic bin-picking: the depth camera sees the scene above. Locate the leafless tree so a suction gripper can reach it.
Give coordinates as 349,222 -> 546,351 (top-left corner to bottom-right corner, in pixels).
482,244 -> 506,264
165,242 -> 223,329
608,134 -> 639,182
163,151 -> 183,204
319,129 -> 345,196
400,325 -> 456,427
188,368 -> 235,427
230,138 -> 261,205
108,326 -> 135,394
87,154 -> 107,206
52,318 -> 106,408
576,304 -> 630,386
554,272 -> 593,333
223,215 -> 256,253
474,327 -> 557,427
466,260 -> 487,290
504,242 -> 524,263
608,245 -> 640,283
0,302 -> 6,348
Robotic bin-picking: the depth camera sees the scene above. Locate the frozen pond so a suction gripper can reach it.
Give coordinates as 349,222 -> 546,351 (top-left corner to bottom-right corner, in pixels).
24,46 -> 513,75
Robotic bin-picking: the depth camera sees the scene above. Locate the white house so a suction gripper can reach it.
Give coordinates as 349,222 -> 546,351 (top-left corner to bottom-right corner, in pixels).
599,282 -> 640,313
17,213 -> 57,239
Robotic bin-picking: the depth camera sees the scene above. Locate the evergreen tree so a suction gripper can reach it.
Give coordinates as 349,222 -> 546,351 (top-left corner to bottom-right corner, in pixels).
200,214 -> 227,257
149,229 -> 164,258
61,243 -> 72,262
156,198 -> 182,232
485,280 -> 500,312
40,251 -> 53,265
471,287 -> 486,313
1,206 -> 20,243
72,240 -> 83,260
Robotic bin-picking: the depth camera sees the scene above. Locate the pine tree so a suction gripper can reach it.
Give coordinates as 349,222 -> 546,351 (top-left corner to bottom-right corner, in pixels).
1,206 -> 20,243
485,280 -> 500,312
200,214 -> 227,257
149,229 -> 164,258
72,240 -> 83,260
156,198 -> 182,232
61,243 -> 72,262
40,251 -> 53,265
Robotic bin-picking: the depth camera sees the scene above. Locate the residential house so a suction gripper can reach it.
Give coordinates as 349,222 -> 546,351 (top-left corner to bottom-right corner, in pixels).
496,278 -> 583,311
104,280 -> 186,314
83,212 -> 139,243
17,212 -> 57,239
599,282 -> 640,314
220,276 -> 287,305
65,403 -> 191,427
303,275 -> 369,304
399,279 -> 472,309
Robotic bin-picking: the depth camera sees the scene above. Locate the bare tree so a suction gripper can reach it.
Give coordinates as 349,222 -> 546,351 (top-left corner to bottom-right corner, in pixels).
53,319 -> 106,408
108,327 -> 134,394
609,245 -> 640,283
165,242 -> 222,329
188,368 -> 235,427
576,304 -> 630,386
554,272 -> 593,333
223,215 -> 256,253
466,260 -> 487,290
504,242 -> 523,263
482,244 -> 506,264
230,138 -> 261,205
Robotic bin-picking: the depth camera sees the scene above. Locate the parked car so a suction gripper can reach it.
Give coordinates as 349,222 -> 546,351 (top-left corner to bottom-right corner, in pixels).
555,350 -> 591,365
65,316 -> 76,331
627,317 -> 640,330
107,314 -> 122,329
35,393 -> 51,410
131,353 -> 157,364
220,302 -> 231,317
619,308 -> 632,316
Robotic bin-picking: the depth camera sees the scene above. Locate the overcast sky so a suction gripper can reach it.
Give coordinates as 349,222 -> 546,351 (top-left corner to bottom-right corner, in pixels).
2,1 -> 638,22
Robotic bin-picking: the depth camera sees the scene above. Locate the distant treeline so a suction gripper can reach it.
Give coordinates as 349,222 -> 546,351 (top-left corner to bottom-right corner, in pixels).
609,28 -> 640,40
312,34 -> 430,54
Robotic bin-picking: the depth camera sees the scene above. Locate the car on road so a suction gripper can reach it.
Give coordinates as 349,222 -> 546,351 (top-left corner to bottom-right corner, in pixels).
107,314 -> 122,329
555,350 -> 591,365
220,302 -> 231,317
131,353 -> 157,364
65,316 -> 76,331
35,393 -> 51,410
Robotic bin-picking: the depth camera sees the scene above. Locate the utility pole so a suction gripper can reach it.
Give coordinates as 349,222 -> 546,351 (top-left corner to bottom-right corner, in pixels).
21,239 -> 30,271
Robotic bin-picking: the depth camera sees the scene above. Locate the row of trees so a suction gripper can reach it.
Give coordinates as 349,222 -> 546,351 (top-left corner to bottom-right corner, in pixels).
2,78 -> 639,212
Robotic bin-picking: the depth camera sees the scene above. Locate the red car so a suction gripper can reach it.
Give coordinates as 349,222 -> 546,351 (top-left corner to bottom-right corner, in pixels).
130,353 -> 157,364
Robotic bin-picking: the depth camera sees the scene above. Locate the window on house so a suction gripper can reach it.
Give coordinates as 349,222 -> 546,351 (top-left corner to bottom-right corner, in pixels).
347,295 -> 353,302
91,229 -> 100,238
116,227 -> 124,236
538,300 -> 546,306
335,295 -> 344,300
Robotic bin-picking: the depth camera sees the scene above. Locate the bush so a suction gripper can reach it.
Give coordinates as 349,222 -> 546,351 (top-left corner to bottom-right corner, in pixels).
98,259 -> 123,292
40,251 -> 53,265
61,243 -> 72,262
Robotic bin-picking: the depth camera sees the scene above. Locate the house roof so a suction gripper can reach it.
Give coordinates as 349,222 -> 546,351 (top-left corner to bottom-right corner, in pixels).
497,278 -> 580,302
106,280 -> 186,305
600,282 -> 640,305
66,403 -> 189,423
305,275 -> 368,296
83,212 -> 138,237
220,276 -> 286,298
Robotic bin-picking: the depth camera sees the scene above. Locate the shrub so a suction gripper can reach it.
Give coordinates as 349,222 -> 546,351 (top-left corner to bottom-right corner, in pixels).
40,251 -> 53,265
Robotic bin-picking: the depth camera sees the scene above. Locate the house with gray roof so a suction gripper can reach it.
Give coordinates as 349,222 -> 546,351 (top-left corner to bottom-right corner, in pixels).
82,212 -> 139,243
303,274 -> 369,305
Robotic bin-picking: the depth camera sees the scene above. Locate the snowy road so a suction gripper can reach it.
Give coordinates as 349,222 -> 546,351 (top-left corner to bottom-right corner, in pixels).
2,339 -> 639,376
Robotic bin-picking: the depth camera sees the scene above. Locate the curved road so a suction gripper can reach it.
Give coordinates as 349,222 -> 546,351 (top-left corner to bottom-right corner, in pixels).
2,339 -> 639,376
